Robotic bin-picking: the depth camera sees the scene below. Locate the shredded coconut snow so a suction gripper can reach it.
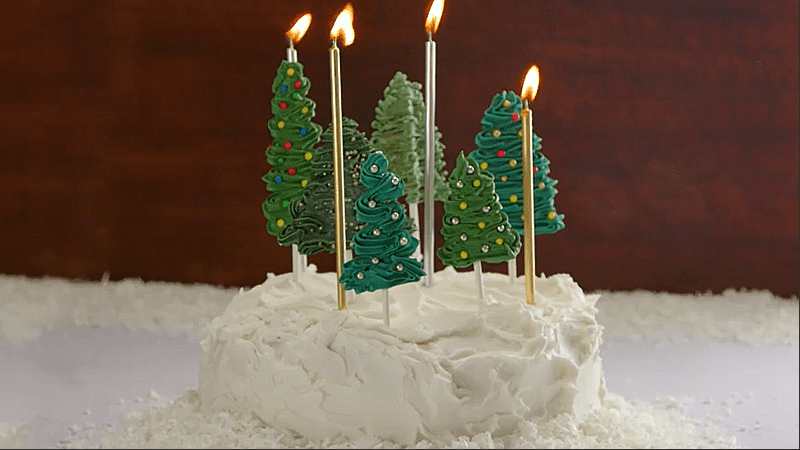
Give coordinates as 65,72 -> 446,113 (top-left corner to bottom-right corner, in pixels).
0,422 -> 32,449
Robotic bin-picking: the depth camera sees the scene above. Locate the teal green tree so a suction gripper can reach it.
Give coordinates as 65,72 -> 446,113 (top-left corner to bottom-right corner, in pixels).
340,152 -> 424,294
372,72 -> 449,204
279,118 -> 372,255
437,152 -> 521,268
262,61 -> 323,240
468,90 -> 564,235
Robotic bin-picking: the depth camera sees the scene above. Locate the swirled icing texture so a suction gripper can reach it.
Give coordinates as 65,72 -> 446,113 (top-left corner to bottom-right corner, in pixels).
468,91 -> 564,236
199,266 -> 606,446
372,72 -> 448,204
340,152 -> 424,293
262,61 -> 322,241
438,152 -> 520,268
279,117 -> 371,254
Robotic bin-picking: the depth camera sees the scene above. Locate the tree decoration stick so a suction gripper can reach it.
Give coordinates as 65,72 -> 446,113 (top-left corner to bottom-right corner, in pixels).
521,66 -> 539,306
340,152 -> 425,326
474,261 -> 485,306
437,152 -> 520,302
329,4 -> 354,310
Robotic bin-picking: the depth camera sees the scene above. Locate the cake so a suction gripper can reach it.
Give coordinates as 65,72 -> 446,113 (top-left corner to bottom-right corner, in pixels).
198,265 -> 606,446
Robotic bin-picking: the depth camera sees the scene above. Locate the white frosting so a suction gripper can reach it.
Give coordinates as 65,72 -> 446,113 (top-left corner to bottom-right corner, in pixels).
198,265 -> 606,446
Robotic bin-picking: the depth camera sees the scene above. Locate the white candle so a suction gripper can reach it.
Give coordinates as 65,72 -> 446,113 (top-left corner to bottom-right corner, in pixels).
423,0 -> 444,287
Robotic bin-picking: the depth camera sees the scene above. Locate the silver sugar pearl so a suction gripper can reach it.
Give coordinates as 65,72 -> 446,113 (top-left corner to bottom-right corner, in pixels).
391,176 -> 399,185
482,206 -> 491,213
481,244 -> 489,253
391,211 -> 400,220
399,236 -> 408,245
456,181 -> 464,188
497,225 -> 505,232
356,272 -> 364,280
372,257 -> 379,264
467,165 -> 475,174
395,263 -> 404,271
373,228 -> 381,236
370,164 -> 379,173
460,234 -> 467,241
450,217 -> 460,225
368,200 -> 376,208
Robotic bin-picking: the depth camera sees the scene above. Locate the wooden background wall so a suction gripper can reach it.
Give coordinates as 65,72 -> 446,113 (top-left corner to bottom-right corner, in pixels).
0,0 -> 797,298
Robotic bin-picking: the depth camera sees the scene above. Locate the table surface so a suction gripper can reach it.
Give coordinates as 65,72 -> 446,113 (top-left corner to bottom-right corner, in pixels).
0,325 -> 797,449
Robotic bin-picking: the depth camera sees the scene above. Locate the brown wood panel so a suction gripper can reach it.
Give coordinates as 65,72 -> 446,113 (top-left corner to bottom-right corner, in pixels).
0,0 -> 797,298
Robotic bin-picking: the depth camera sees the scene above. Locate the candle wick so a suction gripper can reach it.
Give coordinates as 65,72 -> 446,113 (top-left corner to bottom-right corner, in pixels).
427,30 -> 433,41
331,37 -> 338,48
289,39 -> 295,51
523,99 -> 529,109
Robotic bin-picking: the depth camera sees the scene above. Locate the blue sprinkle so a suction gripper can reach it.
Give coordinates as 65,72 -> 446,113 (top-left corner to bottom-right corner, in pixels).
280,85 -> 288,92
299,128 -> 307,136
275,177 -> 282,184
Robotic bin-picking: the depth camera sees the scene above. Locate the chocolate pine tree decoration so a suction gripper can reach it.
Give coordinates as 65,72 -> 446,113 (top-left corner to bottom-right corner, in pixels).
371,72 -> 449,257
262,61 -> 323,270
468,91 -> 564,280
280,117 -> 372,256
437,152 -> 520,302
340,152 -> 424,326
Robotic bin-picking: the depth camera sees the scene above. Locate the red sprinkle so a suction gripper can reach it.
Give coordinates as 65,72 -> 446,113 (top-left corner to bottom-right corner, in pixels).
279,102 -> 288,110
511,113 -> 519,121
287,167 -> 297,175
294,81 -> 302,89
497,150 -> 505,158
533,166 -> 538,173
283,141 -> 292,149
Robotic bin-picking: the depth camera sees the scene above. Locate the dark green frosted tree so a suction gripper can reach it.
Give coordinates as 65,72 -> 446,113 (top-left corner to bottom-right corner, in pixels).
339,152 -> 424,294
262,61 -> 323,241
280,117 -> 372,255
372,71 -> 449,204
438,152 -> 520,268
468,90 -> 564,235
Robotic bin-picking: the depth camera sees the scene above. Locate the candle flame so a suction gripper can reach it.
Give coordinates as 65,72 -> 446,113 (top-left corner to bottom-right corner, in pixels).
330,4 -> 354,46
287,14 -> 312,43
425,0 -> 444,34
521,65 -> 540,103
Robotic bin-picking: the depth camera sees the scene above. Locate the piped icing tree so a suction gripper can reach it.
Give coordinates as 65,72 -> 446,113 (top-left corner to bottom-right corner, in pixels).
262,61 -> 323,241
340,152 -> 424,294
372,71 -> 449,204
468,90 -> 564,235
437,152 -> 520,268
280,117 -> 372,255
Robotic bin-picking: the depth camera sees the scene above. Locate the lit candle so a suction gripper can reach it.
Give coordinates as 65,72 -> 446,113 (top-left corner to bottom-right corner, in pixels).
285,14 -> 312,279
285,13 -> 311,63
329,4 -> 354,311
423,0 -> 444,287
520,65 -> 540,306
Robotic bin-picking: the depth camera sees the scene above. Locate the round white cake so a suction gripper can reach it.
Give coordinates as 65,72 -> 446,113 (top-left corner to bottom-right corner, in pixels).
198,265 -> 606,446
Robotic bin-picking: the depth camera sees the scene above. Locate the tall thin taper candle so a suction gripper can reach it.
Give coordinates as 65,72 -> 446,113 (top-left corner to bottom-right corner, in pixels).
329,5 -> 354,310
520,65 -> 540,306
330,39 -> 346,310
423,0 -> 443,287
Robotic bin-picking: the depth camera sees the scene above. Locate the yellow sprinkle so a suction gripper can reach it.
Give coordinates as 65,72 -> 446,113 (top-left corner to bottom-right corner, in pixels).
495,238 -> 503,245
301,106 -> 309,114
509,159 -> 517,168
460,251 -> 468,259
509,194 -> 518,203
287,68 -> 295,76
459,202 -> 467,210
500,175 -> 508,182
480,162 -> 488,170
492,129 -> 501,138
473,179 -> 481,187
548,211 -> 556,220
304,151 -> 313,161
277,121 -> 285,129
478,222 -> 485,229
276,219 -> 285,227
538,181 -> 545,189
520,214 -> 525,221
301,179 -> 308,187
503,100 -> 511,108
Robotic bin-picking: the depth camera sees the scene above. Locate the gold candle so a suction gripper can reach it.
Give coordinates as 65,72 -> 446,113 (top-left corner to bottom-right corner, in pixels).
285,14 -> 312,280
520,65 -> 540,306
423,0 -> 444,287
329,4 -> 354,311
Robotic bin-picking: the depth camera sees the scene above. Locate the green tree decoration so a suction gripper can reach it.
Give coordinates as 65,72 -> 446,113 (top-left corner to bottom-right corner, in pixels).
280,117 -> 372,255
262,60 -> 323,240
339,152 -> 424,295
468,90 -> 565,235
437,152 -> 521,268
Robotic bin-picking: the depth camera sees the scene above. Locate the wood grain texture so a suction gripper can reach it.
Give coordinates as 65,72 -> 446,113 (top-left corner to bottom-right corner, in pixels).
0,0 -> 797,298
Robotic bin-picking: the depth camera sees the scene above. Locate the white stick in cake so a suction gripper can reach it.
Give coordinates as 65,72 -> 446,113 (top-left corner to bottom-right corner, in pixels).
382,289 -> 390,327
474,261 -> 485,307
508,257 -> 517,284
